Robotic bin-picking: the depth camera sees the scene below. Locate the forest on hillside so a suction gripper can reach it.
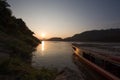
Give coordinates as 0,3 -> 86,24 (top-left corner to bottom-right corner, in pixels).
0,0 -> 57,80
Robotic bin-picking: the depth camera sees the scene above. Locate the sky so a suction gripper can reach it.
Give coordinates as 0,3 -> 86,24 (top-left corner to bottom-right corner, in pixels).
8,0 -> 120,39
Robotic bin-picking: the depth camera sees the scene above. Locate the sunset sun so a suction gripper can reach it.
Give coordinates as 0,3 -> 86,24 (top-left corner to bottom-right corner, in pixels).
41,32 -> 46,38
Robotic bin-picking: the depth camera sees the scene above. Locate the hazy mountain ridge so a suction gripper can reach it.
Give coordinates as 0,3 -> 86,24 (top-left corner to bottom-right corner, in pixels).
48,29 -> 120,42
66,28 -> 120,42
47,37 -> 63,41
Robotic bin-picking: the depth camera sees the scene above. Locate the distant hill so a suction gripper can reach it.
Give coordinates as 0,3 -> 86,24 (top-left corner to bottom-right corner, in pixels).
47,37 -> 63,41
64,29 -> 120,42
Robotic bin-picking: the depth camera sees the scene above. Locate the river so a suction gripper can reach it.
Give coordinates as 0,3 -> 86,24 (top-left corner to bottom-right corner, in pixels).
32,41 -> 109,80
32,41 -> 77,70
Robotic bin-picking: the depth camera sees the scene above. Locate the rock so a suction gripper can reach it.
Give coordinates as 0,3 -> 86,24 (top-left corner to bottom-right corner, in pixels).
0,52 -> 9,63
55,67 -> 84,80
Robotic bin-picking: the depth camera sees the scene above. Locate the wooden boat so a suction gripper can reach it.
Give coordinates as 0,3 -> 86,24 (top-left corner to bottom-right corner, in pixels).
72,43 -> 120,80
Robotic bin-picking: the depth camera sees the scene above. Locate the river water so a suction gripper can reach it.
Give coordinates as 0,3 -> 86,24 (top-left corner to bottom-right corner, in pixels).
32,41 -> 77,70
32,41 -> 109,80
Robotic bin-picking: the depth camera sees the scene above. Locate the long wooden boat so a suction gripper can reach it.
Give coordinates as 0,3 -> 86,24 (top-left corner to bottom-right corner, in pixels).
72,43 -> 120,80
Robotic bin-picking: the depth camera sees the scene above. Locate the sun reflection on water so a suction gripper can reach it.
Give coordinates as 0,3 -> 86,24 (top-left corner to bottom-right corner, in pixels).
32,41 -> 77,70
41,41 -> 45,51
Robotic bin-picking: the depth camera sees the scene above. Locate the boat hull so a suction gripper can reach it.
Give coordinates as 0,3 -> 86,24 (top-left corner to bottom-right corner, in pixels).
72,45 -> 120,80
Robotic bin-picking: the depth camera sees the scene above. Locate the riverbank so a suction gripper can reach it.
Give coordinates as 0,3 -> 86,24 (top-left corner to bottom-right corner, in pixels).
0,36 -> 58,80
